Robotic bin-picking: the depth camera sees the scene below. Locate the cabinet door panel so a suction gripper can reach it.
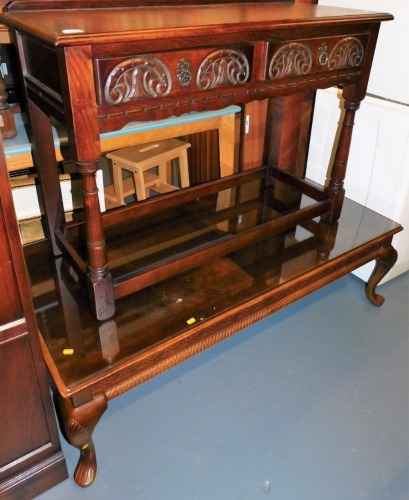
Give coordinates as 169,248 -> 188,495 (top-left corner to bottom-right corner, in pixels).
0,330 -> 50,470
0,210 -> 22,324
0,131 -> 67,496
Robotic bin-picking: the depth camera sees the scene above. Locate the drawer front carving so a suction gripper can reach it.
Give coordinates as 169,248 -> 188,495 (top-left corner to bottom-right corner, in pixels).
103,55 -> 172,105
266,34 -> 368,81
327,37 -> 365,69
196,48 -> 250,90
95,46 -> 253,106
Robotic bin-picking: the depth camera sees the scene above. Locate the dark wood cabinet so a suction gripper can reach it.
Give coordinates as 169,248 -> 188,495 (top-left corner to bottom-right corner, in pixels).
0,132 -> 67,498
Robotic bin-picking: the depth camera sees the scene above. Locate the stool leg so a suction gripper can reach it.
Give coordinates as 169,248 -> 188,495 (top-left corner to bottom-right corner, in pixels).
112,161 -> 125,204
216,116 -> 235,231
159,161 -> 169,185
133,168 -> 147,200
219,113 -> 236,177
178,151 -> 190,188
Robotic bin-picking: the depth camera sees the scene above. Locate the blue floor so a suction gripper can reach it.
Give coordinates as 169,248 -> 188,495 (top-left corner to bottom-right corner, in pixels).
37,272 -> 409,500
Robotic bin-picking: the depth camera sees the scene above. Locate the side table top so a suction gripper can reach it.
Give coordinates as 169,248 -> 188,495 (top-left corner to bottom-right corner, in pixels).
1,4 -> 393,46
25,194 -> 402,398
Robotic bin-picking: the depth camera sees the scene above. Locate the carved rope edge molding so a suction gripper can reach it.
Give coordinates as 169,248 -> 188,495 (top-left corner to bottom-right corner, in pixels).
98,70 -> 360,119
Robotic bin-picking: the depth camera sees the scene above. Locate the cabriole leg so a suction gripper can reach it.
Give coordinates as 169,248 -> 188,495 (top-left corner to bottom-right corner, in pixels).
59,393 -> 108,487
365,244 -> 398,306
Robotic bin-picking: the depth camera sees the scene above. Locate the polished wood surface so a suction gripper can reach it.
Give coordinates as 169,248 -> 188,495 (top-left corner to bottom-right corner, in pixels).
0,131 -> 68,497
2,4 -> 392,44
1,1 -> 399,489
0,2 -> 393,319
25,193 -> 401,485
26,193 -> 401,395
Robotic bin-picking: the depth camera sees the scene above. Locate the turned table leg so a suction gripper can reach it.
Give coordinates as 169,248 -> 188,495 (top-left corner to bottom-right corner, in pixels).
59,393 -> 108,487
27,97 -> 66,256
365,243 -> 398,307
61,46 -> 115,320
322,97 -> 360,224
75,159 -> 115,320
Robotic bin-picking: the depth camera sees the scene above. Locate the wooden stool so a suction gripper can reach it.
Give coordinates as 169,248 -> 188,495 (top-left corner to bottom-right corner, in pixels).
105,138 -> 190,205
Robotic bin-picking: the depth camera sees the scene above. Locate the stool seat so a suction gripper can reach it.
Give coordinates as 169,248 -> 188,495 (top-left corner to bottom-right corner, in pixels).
105,138 -> 190,206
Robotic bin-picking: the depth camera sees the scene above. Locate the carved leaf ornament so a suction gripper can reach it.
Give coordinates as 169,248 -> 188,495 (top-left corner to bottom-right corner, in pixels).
103,38 -> 364,104
104,56 -> 171,104
328,37 -> 365,69
268,37 -> 365,79
196,49 -> 250,89
269,42 -> 312,79
104,50 -> 250,104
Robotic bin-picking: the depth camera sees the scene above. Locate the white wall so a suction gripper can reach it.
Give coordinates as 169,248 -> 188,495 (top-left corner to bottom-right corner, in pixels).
319,0 -> 409,104
306,1 -> 409,282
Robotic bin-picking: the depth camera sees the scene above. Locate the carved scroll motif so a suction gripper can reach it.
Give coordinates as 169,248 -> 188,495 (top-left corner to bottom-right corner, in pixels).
317,43 -> 329,66
328,37 -> 365,70
104,56 -> 171,104
268,42 -> 312,79
196,49 -> 250,90
176,58 -> 192,87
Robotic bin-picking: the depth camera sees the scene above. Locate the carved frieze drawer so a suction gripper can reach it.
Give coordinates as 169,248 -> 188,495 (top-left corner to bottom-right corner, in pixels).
266,34 -> 369,81
94,45 -> 253,107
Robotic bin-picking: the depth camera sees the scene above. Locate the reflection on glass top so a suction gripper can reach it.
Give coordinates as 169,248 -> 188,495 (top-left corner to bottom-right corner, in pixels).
25,195 -> 400,393
68,171 -> 328,288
